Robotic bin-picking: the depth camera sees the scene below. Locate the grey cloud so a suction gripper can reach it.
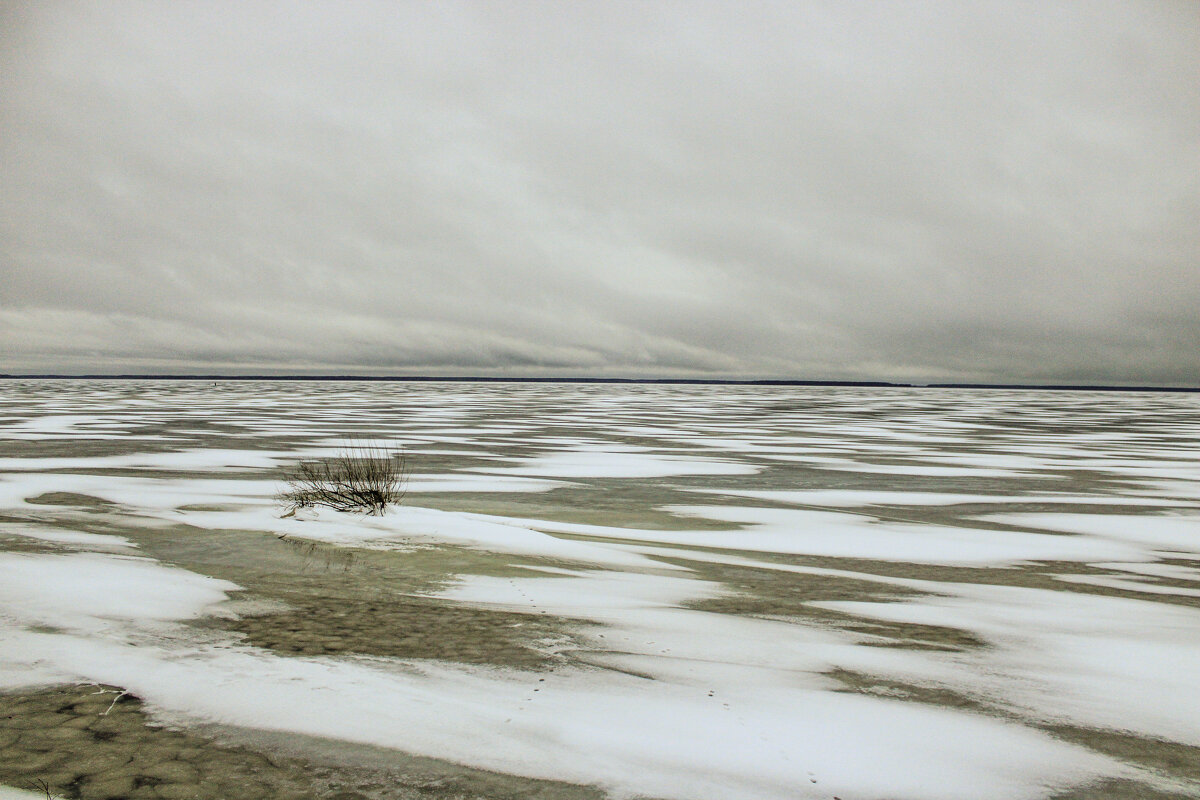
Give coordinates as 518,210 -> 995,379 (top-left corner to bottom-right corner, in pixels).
2,0 -> 1198,384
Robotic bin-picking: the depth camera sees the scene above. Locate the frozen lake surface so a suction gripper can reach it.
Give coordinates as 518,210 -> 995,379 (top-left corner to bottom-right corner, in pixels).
0,380 -> 1198,800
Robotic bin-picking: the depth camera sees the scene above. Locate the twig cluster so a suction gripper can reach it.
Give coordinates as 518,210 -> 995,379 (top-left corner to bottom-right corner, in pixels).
26,778 -> 57,800
278,439 -> 406,515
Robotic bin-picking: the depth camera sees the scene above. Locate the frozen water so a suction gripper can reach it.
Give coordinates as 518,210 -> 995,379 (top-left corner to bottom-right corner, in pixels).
1,380 -> 1198,799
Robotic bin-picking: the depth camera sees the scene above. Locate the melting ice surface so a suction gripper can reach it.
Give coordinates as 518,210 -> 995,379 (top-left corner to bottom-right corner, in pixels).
1,380 -> 1199,799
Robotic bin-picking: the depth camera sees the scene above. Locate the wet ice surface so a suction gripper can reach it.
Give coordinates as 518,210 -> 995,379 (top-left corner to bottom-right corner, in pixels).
1,381 -> 1198,799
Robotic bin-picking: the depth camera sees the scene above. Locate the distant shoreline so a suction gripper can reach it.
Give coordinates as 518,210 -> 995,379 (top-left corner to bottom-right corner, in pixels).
1,375 -> 1197,392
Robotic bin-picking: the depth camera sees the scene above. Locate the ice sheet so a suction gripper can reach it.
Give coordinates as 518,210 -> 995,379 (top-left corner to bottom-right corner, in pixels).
405,474 -> 568,493
469,449 -> 760,478
814,583 -> 1200,746
0,552 -> 239,635
0,787 -> 48,800
473,506 -> 1149,566
982,512 -> 1200,555
689,488 -> 1176,507
3,381 -> 1199,799
0,524 -> 133,549
190,504 -> 662,569
1054,573 -> 1200,597
0,551 -> 1126,800
0,448 -> 288,472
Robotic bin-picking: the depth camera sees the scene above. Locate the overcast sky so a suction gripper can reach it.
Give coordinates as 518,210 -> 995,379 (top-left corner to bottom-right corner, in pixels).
2,1 -> 1198,384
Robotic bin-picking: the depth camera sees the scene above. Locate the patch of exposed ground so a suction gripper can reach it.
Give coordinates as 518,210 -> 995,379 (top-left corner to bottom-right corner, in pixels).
0,684 -> 603,800
24,493 -> 116,509
183,532 -> 592,669
1051,780 -> 1197,800
221,589 -> 583,667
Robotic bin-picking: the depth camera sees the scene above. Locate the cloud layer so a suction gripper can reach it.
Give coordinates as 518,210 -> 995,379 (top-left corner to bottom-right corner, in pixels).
3,1 -> 1198,383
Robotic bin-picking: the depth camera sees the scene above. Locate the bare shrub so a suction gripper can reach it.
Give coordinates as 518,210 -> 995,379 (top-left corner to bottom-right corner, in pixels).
278,439 -> 406,516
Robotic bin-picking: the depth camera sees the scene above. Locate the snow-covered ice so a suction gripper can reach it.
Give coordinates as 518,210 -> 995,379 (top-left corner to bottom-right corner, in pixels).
1,381 -> 1198,799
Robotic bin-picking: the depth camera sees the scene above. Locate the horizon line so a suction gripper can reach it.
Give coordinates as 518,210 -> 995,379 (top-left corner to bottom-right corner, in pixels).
2,374 -> 1198,392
